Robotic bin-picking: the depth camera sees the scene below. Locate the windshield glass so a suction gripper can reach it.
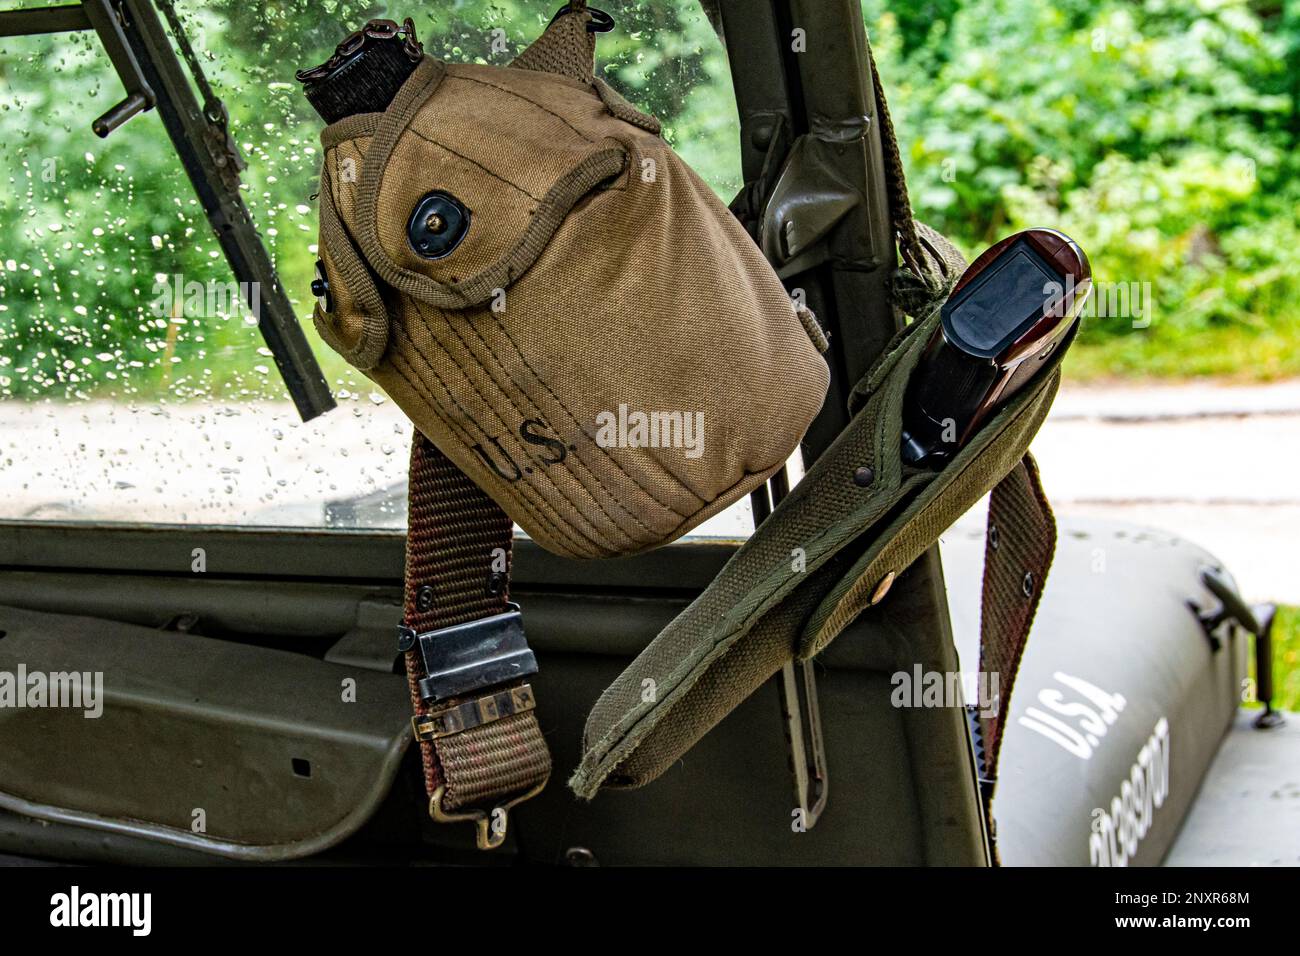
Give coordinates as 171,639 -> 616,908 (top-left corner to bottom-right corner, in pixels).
0,0 -> 747,532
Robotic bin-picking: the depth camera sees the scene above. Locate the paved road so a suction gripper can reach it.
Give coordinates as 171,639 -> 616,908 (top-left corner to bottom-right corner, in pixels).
0,381 -> 1294,603
1164,708 -> 1300,866
1027,381 -> 1300,604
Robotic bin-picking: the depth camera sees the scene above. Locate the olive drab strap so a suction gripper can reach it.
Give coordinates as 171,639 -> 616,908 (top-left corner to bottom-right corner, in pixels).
398,435 -> 550,850
971,453 -> 1057,862
388,7 -> 616,846
863,37 -> 934,288
510,0 -> 610,84
865,38 -> 1055,856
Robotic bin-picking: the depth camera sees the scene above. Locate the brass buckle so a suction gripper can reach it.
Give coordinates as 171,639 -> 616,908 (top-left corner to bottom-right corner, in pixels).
411,684 -> 537,741
429,775 -> 550,851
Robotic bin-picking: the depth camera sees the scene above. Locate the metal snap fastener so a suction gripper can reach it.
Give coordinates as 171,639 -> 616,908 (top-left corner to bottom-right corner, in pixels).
416,585 -> 435,612
311,259 -> 333,313
396,625 -> 417,652
407,191 -> 470,260
853,465 -> 875,487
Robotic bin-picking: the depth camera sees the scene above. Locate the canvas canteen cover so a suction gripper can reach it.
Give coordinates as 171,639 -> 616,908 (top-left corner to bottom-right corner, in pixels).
308,7 -> 829,558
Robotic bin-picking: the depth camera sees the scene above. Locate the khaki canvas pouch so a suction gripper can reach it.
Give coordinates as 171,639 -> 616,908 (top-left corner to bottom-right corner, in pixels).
571,250 -> 1067,796
310,12 -> 829,559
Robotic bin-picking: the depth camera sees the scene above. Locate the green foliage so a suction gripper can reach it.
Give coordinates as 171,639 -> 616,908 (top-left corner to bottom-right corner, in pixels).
0,0 -> 732,402
1,0 -> 1296,398
866,0 -> 1300,379
1274,605 -> 1300,713
1245,605 -> 1300,714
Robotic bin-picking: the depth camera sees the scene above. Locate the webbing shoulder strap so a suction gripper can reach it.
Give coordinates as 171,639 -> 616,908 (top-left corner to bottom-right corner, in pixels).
971,453 -> 1056,862
399,435 -> 551,850
867,38 -> 1055,859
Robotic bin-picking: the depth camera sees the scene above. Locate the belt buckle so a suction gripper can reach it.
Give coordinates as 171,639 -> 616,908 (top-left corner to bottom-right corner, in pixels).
410,684 -> 538,740
399,605 -> 538,704
401,607 -> 546,849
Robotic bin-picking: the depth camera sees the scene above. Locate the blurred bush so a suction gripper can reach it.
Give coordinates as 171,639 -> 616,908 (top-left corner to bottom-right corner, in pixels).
1,0 -> 1296,400
866,0 -> 1300,378
0,0 -> 732,401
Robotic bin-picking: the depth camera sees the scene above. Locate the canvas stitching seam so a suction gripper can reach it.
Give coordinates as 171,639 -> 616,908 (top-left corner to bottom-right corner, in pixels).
389,342 -> 599,558
474,312 -> 692,519
402,126 -> 544,203
450,73 -> 598,144
454,314 -> 671,536
409,300 -> 635,548
435,303 -> 659,541
397,314 -> 621,555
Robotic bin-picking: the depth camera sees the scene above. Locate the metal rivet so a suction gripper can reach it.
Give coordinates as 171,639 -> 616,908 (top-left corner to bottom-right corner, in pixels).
871,570 -> 896,605
407,190 -> 470,260
486,572 -> 506,596
416,585 -> 435,612
988,525 -> 999,550
396,626 -> 417,652
311,259 -> 333,313
853,465 -> 875,487
1022,572 -> 1034,598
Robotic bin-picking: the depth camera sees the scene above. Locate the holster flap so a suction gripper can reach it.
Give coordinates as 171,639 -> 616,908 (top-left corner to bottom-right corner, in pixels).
571,278 -> 1067,796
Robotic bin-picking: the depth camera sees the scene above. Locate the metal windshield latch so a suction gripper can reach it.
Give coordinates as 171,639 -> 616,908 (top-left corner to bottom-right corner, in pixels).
1193,567 -> 1284,730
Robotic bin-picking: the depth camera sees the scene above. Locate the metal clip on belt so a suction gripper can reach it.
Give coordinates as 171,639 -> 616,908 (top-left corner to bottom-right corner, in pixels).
402,609 -> 545,847
399,437 -> 551,850
400,607 -> 537,703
